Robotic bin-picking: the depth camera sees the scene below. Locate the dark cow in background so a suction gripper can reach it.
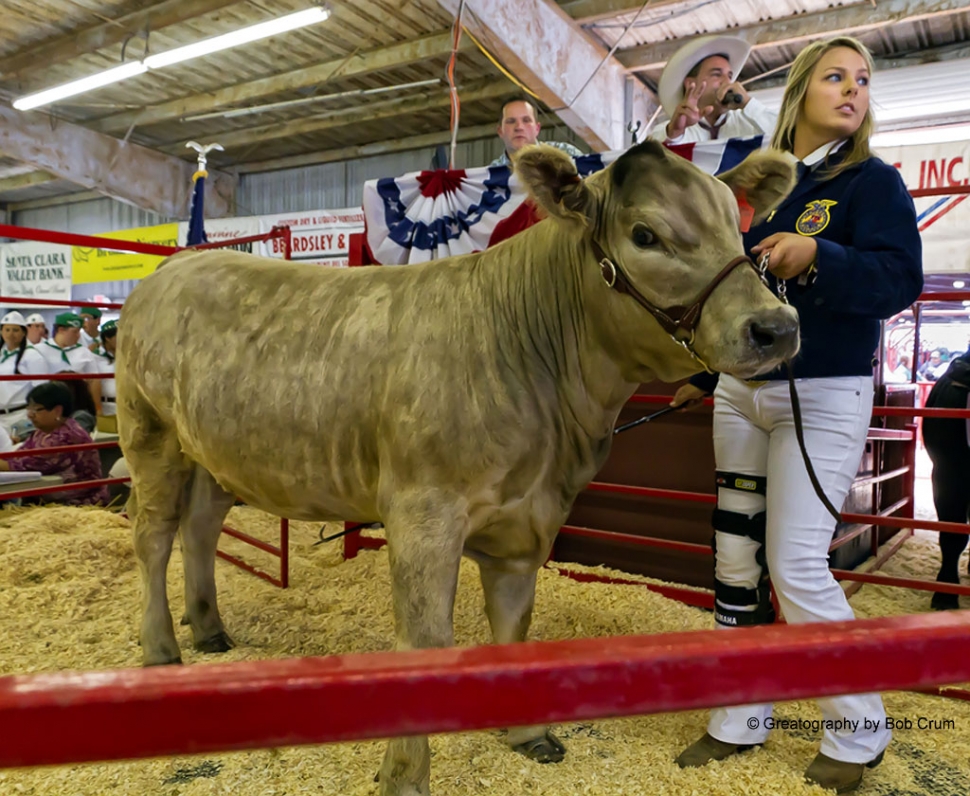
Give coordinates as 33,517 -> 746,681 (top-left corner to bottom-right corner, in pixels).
116,141 -> 799,796
922,349 -> 970,610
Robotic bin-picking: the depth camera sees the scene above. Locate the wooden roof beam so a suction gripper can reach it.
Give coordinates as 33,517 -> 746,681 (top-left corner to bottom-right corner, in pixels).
162,79 -> 515,153
436,0 -> 656,152
236,123 -> 497,174
0,104 -> 235,218
91,31 -> 471,134
0,170 -> 58,192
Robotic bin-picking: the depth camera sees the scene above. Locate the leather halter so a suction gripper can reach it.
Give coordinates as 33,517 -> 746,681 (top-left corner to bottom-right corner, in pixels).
591,239 -> 756,370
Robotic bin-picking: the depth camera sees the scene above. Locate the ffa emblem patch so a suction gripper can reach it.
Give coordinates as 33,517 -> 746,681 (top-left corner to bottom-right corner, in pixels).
796,200 -> 837,236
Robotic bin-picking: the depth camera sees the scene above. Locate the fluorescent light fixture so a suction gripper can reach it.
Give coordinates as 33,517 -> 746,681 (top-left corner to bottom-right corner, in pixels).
144,7 -> 330,69
13,61 -> 148,111
871,123 -> 970,148
13,6 -> 329,111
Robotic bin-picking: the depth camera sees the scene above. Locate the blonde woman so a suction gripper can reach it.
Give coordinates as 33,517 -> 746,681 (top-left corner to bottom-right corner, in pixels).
671,37 -> 923,793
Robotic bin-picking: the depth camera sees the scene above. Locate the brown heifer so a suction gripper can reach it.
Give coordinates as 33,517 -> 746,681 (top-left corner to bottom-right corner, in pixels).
116,142 -> 798,796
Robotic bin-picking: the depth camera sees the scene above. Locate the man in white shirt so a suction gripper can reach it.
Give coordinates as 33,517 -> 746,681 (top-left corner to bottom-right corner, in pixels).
650,35 -> 778,145
79,306 -> 102,350
37,312 -> 102,413
94,320 -> 118,433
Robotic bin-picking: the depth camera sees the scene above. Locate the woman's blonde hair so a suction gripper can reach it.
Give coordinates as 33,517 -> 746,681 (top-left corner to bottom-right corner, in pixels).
770,36 -> 875,177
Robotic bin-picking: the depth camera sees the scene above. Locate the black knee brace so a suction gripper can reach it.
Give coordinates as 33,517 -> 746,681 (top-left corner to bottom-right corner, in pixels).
711,476 -> 774,627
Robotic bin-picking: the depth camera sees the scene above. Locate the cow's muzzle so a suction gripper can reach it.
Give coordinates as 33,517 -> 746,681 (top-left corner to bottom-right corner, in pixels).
748,307 -> 800,359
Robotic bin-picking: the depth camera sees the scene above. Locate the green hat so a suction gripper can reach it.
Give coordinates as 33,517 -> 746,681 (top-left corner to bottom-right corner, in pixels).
80,306 -> 102,319
55,312 -> 82,328
100,320 -> 118,335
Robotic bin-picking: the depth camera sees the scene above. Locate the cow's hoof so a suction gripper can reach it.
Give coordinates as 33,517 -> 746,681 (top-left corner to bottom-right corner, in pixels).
931,591 -> 960,611
194,631 -> 235,654
513,731 -> 566,763
144,656 -> 182,667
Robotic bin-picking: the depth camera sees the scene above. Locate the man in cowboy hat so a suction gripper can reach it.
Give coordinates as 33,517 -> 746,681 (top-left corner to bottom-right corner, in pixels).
650,35 -> 777,144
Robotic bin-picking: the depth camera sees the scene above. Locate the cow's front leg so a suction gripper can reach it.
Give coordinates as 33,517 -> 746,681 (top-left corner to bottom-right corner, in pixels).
479,566 -> 566,764
378,500 -> 465,796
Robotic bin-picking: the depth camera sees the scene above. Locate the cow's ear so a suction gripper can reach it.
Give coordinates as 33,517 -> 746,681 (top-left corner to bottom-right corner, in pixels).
514,144 -> 592,224
718,150 -> 797,224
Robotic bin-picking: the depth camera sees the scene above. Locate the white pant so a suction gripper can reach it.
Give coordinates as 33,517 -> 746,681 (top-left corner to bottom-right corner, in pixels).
706,374 -> 891,764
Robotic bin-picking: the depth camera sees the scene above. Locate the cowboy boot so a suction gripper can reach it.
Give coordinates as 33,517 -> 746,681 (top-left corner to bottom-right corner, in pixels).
675,733 -> 759,768
804,750 -> 884,793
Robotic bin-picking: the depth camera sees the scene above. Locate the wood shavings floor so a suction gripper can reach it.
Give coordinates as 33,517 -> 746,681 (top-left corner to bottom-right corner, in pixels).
0,506 -> 968,796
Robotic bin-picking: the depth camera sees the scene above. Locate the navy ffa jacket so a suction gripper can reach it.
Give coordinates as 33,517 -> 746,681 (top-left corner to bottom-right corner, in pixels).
694,152 -> 923,390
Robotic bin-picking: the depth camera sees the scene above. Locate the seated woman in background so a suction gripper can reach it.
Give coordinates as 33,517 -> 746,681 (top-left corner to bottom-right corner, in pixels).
0,382 -> 108,506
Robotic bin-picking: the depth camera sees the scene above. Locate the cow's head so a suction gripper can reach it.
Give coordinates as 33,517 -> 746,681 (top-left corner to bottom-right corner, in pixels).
514,141 -> 799,382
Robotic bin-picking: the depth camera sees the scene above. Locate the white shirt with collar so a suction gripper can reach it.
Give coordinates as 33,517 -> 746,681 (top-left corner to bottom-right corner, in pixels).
650,97 -> 778,144
0,345 -> 48,408
94,348 -> 117,415
800,138 -> 848,171
37,339 -> 98,374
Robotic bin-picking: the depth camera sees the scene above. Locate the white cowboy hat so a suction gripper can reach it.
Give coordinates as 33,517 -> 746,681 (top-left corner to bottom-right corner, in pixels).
0,311 -> 26,326
657,35 -> 752,118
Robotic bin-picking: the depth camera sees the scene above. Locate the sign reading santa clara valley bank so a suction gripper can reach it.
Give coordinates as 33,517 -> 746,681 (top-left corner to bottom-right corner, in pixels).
0,240 -> 72,304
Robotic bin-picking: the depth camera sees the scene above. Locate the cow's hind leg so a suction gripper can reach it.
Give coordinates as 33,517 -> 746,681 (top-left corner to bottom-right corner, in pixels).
378,498 -> 466,796
180,466 -> 237,652
480,565 -> 566,763
127,431 -> 194,666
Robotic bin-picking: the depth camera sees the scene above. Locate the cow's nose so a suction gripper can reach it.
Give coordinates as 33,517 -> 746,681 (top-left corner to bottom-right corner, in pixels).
748,310 -> 799,354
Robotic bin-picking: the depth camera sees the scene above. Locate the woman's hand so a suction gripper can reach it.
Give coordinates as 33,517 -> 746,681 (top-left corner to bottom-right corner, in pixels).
670,383 -> 708,410
751,233 -> 817,280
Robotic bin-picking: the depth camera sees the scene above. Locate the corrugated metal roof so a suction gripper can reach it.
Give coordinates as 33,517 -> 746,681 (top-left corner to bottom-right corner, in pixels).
584,0 -> 843,49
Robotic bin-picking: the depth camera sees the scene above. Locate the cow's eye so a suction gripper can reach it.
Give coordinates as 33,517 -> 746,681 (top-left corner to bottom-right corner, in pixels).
632,226 -> 656,248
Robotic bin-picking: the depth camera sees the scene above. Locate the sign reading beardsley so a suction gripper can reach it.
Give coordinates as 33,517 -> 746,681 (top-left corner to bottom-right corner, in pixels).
0,240 -> 72,304
257,208 -> 365,267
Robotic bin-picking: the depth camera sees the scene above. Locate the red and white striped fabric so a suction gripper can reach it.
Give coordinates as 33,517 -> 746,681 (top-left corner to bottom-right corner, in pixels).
362,136 -> 766,265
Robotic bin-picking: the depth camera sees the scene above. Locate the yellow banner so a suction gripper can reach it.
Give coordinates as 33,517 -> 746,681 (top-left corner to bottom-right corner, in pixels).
71,223 -> 179,284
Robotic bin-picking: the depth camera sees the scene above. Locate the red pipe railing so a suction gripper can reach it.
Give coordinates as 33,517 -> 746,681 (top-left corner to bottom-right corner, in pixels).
0,611 -> 968,769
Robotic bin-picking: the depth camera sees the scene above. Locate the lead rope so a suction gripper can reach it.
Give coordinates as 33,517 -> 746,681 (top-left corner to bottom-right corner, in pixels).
758,253 -> 843,524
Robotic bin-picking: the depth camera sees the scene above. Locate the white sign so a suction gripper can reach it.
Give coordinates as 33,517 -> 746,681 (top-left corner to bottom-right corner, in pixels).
257,208 -> 365,267
876,141 -> 970,275
0,240 -> 72,305
176,215 -> 261,249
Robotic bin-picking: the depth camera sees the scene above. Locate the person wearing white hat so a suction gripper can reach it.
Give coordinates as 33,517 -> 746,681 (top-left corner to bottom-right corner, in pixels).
24,313 -> 46,346
649,35 -> 778,144
0,310 -> 49,435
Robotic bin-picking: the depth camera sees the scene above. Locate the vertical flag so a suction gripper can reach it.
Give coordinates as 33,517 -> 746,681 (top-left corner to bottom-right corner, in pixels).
184,141 -> 224,247
186,169 -> 208,246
